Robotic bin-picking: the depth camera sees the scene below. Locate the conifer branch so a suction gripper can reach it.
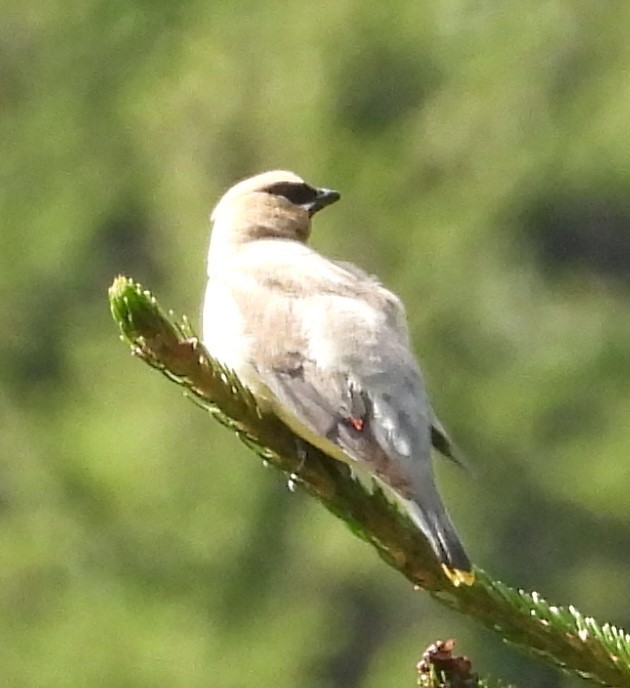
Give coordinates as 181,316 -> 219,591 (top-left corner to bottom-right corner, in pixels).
109,276 -> 630,688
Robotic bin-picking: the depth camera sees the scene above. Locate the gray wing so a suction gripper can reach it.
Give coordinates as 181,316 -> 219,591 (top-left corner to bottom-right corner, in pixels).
242,287 -> 432,496
217,245 -> 435,496
335,258 -> 466,467
259,354 -> 431,498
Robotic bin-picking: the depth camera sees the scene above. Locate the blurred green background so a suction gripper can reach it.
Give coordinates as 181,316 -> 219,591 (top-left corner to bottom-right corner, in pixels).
3,1 -> 630,686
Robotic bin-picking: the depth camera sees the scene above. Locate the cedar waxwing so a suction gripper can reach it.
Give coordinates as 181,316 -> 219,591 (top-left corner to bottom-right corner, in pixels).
203,171 -> 474,586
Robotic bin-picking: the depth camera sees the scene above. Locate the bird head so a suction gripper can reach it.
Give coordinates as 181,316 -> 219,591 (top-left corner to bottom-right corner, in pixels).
210,170 -> 340,245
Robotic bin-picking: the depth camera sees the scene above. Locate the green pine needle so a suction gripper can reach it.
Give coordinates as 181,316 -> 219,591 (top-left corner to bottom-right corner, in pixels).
109,276 -> 630,688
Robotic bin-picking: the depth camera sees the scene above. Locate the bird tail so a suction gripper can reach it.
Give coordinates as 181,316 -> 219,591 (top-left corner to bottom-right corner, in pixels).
403,498 -> 474,587
343,461 -> 474,586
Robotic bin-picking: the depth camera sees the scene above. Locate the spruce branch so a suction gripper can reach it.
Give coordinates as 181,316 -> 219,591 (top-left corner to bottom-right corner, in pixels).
109,276 -> 630,688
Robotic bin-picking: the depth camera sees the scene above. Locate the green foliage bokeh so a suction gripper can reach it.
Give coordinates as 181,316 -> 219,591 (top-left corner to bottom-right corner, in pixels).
3,2 -> 630,686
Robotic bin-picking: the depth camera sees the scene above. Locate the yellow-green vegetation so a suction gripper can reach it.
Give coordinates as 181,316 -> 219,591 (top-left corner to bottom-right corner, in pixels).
4,2 -> 630,686
109,276 -> 630,688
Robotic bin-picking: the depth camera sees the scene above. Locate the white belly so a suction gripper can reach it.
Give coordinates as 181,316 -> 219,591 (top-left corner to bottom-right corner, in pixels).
202,280 -> 264,395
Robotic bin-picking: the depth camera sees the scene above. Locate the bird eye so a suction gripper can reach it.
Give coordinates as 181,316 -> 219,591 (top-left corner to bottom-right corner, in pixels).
266,182 -> 318,206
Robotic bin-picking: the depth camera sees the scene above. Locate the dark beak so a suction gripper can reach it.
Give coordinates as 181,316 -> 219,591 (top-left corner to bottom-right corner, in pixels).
305,187 -> 341,216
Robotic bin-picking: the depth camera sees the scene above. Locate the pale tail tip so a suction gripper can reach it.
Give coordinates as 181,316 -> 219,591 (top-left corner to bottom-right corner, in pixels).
442,564 -> 475,587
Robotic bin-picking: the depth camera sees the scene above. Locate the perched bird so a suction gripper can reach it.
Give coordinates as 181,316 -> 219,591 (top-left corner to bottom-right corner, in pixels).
203,171 -> 474,586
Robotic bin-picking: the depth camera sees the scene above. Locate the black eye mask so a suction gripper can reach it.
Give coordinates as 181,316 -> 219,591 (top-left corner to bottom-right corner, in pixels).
266,181 -> 319,206
266,181 -> 340,216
